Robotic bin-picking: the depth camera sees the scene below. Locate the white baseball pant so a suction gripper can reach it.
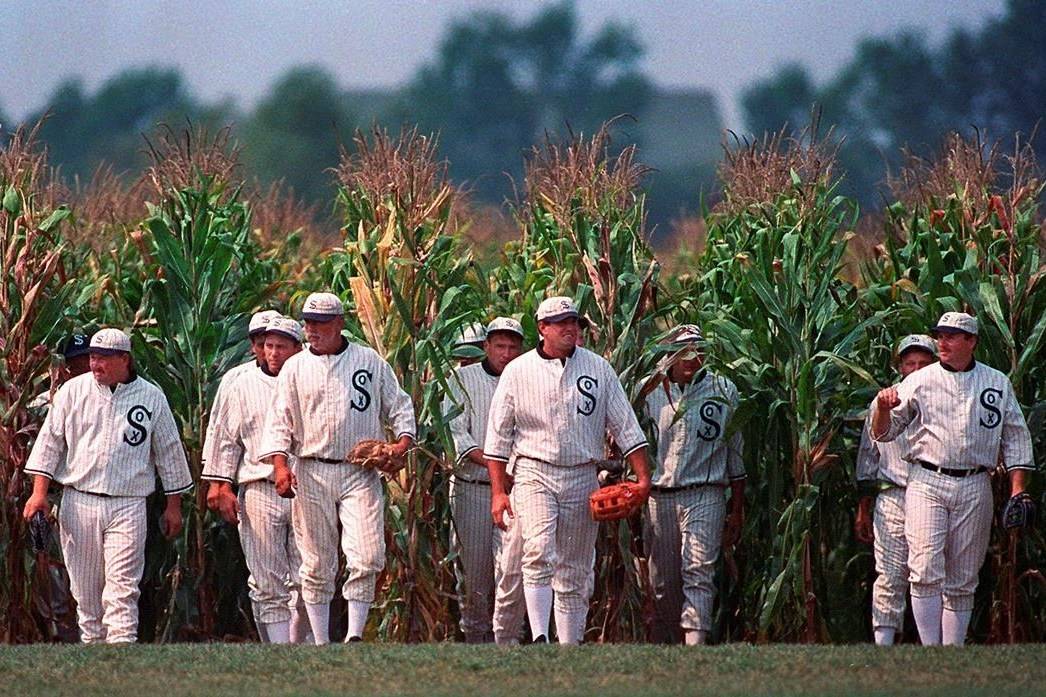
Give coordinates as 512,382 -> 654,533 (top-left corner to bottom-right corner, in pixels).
905,466 -> 993,612
292,461 -> 385,605
58,489 -> 147,644
644,485 -> 726,642
872,486 -> 908,631
514,461 -> 598,616
492,488 -> 526,645
449,476 -> 498,642
238,481 -> 305,626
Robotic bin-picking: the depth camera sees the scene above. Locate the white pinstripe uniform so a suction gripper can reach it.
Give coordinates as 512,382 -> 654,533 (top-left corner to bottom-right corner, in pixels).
856,395 -> 912,634
260,339 -> 415,639
643,371 -> 745,643
485,345 -> 647,644
491,470 -> 526,645
875,360 -> 1034,640
444,361 -> 502,643
201,362 -> 306,642
24,373 -> 192,644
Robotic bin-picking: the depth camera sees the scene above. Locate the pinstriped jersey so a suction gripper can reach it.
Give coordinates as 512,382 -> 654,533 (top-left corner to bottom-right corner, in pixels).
201,359 -> 257,477
443,361 -> 500,482
644,371 -> 745,487
260,341 -> 415,462
856,393 -> 911,487
202,364 -> 295,484
874,361 -> 1034,471
485,346 -> 647,467
24,373 -> 192,496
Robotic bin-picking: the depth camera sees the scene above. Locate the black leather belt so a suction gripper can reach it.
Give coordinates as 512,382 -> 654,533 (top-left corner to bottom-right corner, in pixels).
72,488 -> 111,497
650,482 -> 715,493
452,475 -> 490,486
310,457 -> 348,464
918,461 -> 990,478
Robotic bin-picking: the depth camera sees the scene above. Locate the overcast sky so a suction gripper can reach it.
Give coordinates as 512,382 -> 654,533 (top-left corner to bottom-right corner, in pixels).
3,0 -> 1006,129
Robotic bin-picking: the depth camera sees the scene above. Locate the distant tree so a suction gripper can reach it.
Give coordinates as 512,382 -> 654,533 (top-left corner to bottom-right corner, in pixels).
240,66 -> 357,207
741,64 -> 816,138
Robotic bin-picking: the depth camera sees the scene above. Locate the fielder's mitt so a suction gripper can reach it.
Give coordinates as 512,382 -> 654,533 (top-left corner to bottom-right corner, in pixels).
589,482 -> 645,522
1002,492 -> 1036,529
348,439 -> 406,474
29,510 -> 52,554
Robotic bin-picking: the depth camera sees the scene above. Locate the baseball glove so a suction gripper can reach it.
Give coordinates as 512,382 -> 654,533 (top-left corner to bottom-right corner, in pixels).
1002,492 -> 1036,529
589,482 -> 645,522
28,510 -> 52,554
348,439 -> 406,474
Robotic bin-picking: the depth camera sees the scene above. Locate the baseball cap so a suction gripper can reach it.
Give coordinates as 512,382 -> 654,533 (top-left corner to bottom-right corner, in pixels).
248,310 -> 282,336
454,321 -> 488,347
301,292 -> 344,321
265,316 -> 304,343
89,328 -> 131,355
897,334 -> 937,357
536,296 -> 579,323
664,324 -> 703,344
485,317 -> 524,340
932,312 -> 978,336
62,333 -> 92,359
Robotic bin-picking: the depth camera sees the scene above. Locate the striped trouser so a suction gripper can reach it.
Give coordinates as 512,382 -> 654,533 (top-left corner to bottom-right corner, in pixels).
514,460 -> 599,614
644,485 -> 726,640
58,489 -> 147,644
492,488 -> 526,643
239,480 -> 304,624
292,461 -> 385,605
449,476 -> 498,641
872,486 -> 908,630
905,466 -> 993,612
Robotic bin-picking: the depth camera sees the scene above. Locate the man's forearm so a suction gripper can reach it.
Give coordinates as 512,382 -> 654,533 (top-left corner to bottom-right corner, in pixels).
870,406 -> 891,441
466,449 -> 487,467
487,458 -> 511,496
165,493 -> 182,511
1009,468 -> 1028,495
30,474 -> 50,498
729,479 -> 745,513
626,448 -> 652,484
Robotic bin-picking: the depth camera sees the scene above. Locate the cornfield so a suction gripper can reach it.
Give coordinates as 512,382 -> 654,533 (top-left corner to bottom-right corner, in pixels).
1,119 -> 1044,644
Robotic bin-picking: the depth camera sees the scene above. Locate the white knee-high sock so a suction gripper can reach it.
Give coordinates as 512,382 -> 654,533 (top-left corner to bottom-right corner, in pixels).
684,630 -> 708,646
554,608 -> 586,645
345,600 -> 370,641
263,621 -> 291,644
911,595 -> 942,646
942,608 -> 971,646
305,603 -> 330,645
873,627 -> 896,646
289,604 -> 311,644
524,586 -> 552,640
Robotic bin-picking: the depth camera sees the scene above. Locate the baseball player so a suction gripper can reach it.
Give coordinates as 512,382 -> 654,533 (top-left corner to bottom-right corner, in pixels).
22,328 -> 192,644
872,312 -> 1034,645
260,292 -> 415,644
854,334 -> 937,646
443,316 -> 525,643
202,316 -> 309,644
641,325 -> 745,646
453,322 -> 488,367
485,296 -> 652,644
29,333 -> 94,413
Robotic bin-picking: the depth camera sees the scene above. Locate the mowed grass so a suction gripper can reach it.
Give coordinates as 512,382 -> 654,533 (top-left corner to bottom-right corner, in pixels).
1,643 -> 1044,697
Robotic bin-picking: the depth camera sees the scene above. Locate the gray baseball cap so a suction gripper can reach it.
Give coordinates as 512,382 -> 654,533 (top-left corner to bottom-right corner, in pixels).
248,310 -> 281,336
301,292 -> 344,321
932,312 -> 978,336
897,334 -> 937,357
89,328 -> 131,355
536,296 -> 578,323
266,316 -> 304,343
485,317 -> 524,340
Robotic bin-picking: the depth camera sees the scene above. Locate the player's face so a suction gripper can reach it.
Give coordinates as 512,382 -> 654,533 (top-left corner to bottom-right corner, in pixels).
669,350 -> 704,384
264,334 -> 301,375
934,331 -> 977,369
304,317 -> 345,354
484,332 -> 523,374
249,334 -> 266,362
538,318 -> 579,355
89,352 -> 131,386
898,348 -> 935,378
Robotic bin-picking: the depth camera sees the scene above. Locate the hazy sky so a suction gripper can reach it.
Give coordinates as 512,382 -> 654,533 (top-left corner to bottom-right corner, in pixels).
4,0 -> 1006,129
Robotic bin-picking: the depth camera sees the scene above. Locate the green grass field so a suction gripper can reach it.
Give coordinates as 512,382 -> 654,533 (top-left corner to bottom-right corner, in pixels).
1,644 -> 1045,697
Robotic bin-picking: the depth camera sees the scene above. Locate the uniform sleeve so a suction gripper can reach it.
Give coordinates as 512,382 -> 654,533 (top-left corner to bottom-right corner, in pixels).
201,387 -> 242,483
259,368 -> 296,462
725,385 -> 745,481
1000,384 -> 1035,471
605,366 -> 647,457
378,359 -> 416,441
201,375 -> 234,482
484,372 -> 516,462
855,405 -> 881,483
443,371 -> 479,463
151,396 -> 193,495
873,380 -> 917,443
24,385 -> 69,479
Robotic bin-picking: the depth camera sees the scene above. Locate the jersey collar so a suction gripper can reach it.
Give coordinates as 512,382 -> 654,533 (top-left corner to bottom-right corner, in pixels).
941,359 -> 976,373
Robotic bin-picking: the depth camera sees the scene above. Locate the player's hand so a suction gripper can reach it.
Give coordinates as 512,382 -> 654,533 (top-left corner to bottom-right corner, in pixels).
22,492 -> 50,522
274,465 -> 296,499
876,387 -> 900,411
491,492 -> 514,531
217,488 -> 240,525
161,504 -> 183,539
632,476 -> 651,504
854,496 -> 874,545
205,481 -> 224,512
723,505 -> 744,547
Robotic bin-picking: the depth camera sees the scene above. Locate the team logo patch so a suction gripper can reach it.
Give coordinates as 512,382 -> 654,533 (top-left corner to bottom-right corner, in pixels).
576,375 -> 598,416
695,400 -> 724,441
979,388 -> 1002,429
123,405 -> 153,446
351,369 -> 373,412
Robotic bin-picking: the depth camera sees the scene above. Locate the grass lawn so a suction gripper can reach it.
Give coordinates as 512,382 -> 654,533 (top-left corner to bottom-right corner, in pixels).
0,643 -> 1043,697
